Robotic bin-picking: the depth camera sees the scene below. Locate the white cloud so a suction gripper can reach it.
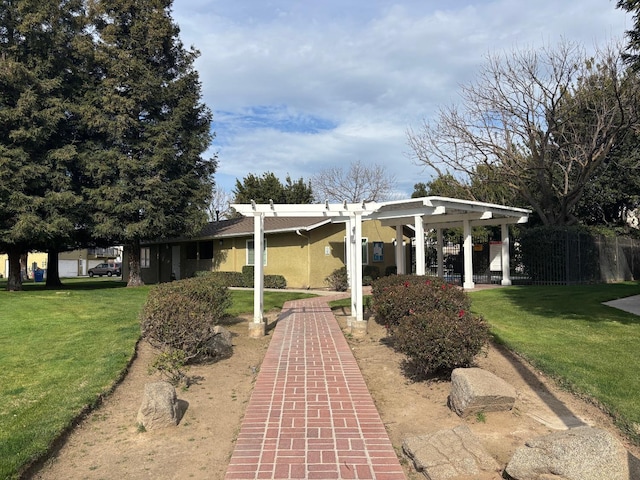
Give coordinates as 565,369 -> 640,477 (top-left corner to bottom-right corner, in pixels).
173,0 -> 630,198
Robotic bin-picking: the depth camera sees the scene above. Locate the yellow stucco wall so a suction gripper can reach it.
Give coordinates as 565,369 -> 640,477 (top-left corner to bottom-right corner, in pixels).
0,252 -> 48,279
208,220 -> 407,289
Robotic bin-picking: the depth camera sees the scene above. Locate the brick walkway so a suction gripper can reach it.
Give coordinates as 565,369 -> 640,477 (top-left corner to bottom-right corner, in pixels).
225,296 -> 406,480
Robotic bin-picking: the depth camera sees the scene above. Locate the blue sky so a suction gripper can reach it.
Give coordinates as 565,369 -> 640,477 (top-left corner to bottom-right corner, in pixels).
171,0 -> 630,199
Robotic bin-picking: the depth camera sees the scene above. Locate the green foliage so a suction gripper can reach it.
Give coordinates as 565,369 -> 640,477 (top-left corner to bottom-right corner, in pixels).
384,265 -> 398,276
264,275 -> 287,289
363,265 -> 380,281
233,172 -> 313,205
196,269 -> 286,289
618,0 -> 640,69
371,275 -> 488,377
325,267 -> 349,291
393,309 -> 489,378
139,277 -> 231,363
86,0 -> 216,285
148,348 -> 191,387
371,275 -> 469,327
0,0 -> 89,290
241,265 -> 254,287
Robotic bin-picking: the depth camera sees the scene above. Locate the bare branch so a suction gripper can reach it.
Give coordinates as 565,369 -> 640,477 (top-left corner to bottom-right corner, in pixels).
407,39 -> 640,225
312,160 -> 398,203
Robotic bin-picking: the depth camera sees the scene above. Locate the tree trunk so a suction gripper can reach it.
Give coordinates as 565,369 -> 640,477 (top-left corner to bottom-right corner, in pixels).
127,242 -> 145,287
7,246 -> 23,291
45,250 -> 63,289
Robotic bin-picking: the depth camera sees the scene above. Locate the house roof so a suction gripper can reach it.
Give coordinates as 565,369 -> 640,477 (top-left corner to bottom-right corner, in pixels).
144,217 -> 332,244
203,216 -> 332,238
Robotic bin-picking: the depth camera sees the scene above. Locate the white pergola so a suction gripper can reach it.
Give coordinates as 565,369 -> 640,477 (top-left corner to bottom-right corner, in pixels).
231,196 -> 530,335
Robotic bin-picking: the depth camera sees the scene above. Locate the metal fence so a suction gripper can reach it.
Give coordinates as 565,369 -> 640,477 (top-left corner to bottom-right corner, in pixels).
414,231 -> 640,286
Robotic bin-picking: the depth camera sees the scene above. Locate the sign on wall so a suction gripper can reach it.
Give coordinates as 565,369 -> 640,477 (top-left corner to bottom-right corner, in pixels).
373,242 -> 384,262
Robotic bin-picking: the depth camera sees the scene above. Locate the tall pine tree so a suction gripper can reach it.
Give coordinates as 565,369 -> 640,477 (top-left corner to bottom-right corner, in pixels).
0,0 -> 88,290
85,0 -> 216,286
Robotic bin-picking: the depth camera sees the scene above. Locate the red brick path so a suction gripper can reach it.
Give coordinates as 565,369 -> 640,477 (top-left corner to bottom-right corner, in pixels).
225,296 -> 406,480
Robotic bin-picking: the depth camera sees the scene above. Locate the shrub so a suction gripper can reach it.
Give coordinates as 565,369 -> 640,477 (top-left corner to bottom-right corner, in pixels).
139,276 -> 231,363
393,309 -> 489,377
195,270 -> 286,288
241,265 -> 254,287
372,275 -> 469,327
363,265 -> 380,281
325,267 -> 348,291
384,265 -> 397,276
371,274 -> 489,377
264,274 -> 287,289
148,348 -> 191,387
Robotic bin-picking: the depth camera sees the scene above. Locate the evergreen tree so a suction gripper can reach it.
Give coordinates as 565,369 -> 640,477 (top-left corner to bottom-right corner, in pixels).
233,172 -> 313,204
618,0 -> 640,69
85,0 -> 216,286
0,0 -> 88,290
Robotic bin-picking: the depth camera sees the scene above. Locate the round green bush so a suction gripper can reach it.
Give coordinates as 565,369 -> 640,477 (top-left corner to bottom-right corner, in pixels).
372,275 -> 469,327
325,267 -> 348,291
392,309 -> 489,377
371,274 -> 488,377
139,276 -> 231,363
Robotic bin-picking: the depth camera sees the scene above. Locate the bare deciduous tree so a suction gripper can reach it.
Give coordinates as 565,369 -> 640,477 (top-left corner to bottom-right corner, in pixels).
312,160 -> 397,203
407,40 -> 640,225
208,187 -> 233,221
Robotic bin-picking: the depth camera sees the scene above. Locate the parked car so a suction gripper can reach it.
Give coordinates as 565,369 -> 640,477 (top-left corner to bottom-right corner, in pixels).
88,262 -> 121,277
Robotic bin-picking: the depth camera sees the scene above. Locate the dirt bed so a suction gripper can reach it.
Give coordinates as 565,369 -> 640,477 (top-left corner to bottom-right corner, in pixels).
31,311 -> 640,480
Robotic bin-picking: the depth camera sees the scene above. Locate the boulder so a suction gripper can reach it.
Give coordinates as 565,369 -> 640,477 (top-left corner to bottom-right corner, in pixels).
505,426 -> 640,480
206,325 -> 233,359
449,367 -> 516,417
137,381 -> 181,430
403,425 -> 501,479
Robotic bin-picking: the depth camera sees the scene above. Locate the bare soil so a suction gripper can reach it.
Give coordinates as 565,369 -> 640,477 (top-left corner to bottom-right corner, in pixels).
31,310 -> 640,480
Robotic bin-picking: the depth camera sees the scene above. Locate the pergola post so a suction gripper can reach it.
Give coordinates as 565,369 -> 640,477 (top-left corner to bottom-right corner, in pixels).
414,215 -> 425,275
501,223 -> 512,286
437,228 -> 444,278
346,217 -> 356,317
395,225 -> 405,274
248,213 -> 266,338
463,218 -> 475,289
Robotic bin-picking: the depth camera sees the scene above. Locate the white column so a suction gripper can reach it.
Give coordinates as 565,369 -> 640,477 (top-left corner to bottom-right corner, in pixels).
395,225 -> 405,274
253,214 -> 264,323
437,228 -> 444,278
345,217 -> 357,317
345,218 -> 353,288
463,218 -> 475,289
353,212 -> 364,322
501,223 -> 512,286
414,215 -> 425,275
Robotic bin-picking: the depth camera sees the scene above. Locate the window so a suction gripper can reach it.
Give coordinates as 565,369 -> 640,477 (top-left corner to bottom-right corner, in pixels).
186,243 -> 198,260
200,241 -> 214,260
247,239 -> 267,266
140,247 -> 150,268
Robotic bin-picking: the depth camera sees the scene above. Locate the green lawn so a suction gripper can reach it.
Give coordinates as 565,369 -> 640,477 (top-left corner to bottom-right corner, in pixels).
469,282 -> 640,443
0,278 -> 315,480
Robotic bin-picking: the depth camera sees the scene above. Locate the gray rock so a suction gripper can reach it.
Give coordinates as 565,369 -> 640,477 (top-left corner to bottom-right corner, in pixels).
449,367 -> 516,417
403,425 -> 500,479
505,426 -> 640,480
137,381 -> 181,430
206,325 -> 233,359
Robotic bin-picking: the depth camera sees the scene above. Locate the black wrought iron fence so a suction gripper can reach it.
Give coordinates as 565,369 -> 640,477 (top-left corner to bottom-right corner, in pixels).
414,229 -> 640,285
